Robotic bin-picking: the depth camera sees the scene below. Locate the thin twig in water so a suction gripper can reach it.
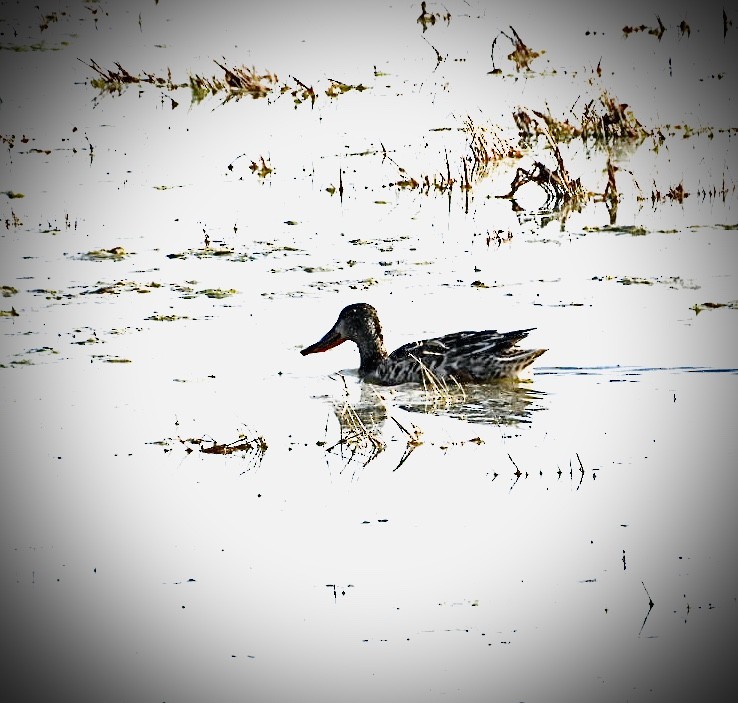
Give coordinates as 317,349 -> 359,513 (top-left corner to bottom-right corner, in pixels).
391,416 -> 423,471
576,452 -> 585,490
638,581 -> 655,636
508,453 -> 523,490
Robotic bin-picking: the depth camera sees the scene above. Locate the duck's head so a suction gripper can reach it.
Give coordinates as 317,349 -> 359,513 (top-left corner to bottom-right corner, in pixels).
300,303 -> 385,367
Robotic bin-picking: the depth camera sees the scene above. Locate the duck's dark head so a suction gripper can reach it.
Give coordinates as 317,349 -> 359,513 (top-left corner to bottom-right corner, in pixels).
300,303 -> 387,373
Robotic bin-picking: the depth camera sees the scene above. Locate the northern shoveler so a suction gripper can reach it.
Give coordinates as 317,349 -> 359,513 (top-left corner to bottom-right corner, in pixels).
300,303 -> 546,385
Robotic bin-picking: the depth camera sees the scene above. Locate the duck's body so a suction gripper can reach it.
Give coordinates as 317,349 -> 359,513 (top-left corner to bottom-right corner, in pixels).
300,303 -> 546,385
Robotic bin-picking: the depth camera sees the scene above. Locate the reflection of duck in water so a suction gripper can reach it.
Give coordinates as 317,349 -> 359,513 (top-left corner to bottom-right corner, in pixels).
301,303 -> 546,385
332,378 -> 545,430
396,381 -> 546,425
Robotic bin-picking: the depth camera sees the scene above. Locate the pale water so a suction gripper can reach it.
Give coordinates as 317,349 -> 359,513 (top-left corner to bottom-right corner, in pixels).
1,1 -> 736,701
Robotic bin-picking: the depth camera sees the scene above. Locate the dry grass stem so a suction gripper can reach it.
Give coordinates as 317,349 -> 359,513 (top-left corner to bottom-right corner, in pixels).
411,354 -> 467,411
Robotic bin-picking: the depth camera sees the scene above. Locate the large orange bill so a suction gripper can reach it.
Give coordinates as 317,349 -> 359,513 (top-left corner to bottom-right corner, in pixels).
300,328 -> 346,355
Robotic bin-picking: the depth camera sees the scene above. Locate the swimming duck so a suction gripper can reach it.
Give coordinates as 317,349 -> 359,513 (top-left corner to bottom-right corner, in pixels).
300,303 -> 546,385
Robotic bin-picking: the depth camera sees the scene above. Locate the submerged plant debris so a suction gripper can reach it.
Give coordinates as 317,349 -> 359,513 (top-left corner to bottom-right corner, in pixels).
622,16 -> 667,40
159,432 -> 268,460
416,1 -> 451,32
4,212 -> 23,229
199,433 -> 268,456
690,300 -> 738,314
249,156 -> 273,178
490,26 -> 543,73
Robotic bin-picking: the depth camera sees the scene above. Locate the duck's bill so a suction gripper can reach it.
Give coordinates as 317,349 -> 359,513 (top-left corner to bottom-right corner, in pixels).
300,328 -> 346,355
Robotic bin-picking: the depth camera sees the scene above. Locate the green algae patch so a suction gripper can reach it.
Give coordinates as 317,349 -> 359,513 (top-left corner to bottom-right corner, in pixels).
690,301 -> 738,314
81,281 -> 165,296
325,80 -> 370,98
592,275 -> 699,290
92,355 -> 132,363
80,246 -> 129,261
84,282 -> 141,294
153,184 -> 186,191
29,288 -> 67,300
617,276 -> 654,286
583,224 -> 649,236
178,288 -> 239,300
72,336 -> 101,346
167,247 -> 236,259
198,288 -> 238,299
145,314 -> 190,322
166,241 -> 301,263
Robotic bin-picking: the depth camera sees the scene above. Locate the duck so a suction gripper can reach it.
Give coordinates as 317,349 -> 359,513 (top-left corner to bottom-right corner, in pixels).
300,303 -> 546,385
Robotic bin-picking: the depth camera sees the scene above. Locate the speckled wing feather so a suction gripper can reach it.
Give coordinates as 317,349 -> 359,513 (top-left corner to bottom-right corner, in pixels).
366,329 -> 545,385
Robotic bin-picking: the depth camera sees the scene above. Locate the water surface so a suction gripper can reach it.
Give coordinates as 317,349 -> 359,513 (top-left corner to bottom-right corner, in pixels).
1,1 -> 736,701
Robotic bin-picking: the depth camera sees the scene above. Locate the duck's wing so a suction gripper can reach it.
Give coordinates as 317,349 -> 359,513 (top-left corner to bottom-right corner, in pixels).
381,329 -> 543,383
390,329 -> 535,361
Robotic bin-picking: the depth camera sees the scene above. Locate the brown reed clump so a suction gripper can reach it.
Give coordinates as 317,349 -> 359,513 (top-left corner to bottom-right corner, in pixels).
514,91 -> 648,147
81,58 -> 184,94
189,62 -> 280,102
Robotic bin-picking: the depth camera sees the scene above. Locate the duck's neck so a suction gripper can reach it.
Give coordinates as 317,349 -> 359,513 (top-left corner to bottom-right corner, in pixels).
356,331 -> 388,376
